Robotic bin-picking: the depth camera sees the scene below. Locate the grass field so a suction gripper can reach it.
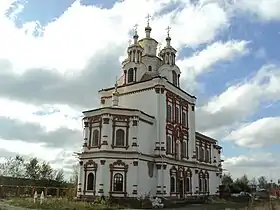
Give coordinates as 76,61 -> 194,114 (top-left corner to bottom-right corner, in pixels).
3,197 -> 121,210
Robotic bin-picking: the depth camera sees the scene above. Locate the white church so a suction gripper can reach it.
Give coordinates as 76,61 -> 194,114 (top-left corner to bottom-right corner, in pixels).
76,19 -> 223,199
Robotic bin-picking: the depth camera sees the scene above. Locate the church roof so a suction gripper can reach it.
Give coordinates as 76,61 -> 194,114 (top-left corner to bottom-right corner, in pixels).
83,106 -> 155,120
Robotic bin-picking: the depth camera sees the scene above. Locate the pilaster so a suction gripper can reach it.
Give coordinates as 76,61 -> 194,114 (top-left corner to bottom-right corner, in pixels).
98,160 -> 106,196
132,160 -> 139,196
100,117 -> 110,150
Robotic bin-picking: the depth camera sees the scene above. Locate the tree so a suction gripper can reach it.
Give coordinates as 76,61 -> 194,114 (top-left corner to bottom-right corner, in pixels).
222,173 -> 234,186
53,169 -> 64,183
25,158 -> 41,180
39,161 -> 53,180
0,155 -> 26,178
234,174 -> 250,192
258,176 -> 268,189
250,177 -> 257,186
69,163 -> 79,186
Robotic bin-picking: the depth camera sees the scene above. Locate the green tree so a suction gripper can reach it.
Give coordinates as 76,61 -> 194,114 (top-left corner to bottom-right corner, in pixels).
258,176 -> 268,189
234,174 -> 250,192
53,169 -> 65,183
69,163 -> 78,186
222,173 -> 234,186
0,155 -> 26,178
39,161 -> 53,180
25,158 -> 41,180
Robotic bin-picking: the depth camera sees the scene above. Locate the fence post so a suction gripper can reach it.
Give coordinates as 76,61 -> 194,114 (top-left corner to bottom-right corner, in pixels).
56,188 -> 59,197
44,187 -> 48,197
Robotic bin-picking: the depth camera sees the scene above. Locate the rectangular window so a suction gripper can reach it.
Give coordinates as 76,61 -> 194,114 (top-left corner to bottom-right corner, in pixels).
182,112 -> 186,126
175,106 -> 179,122
167,105 -> 172,121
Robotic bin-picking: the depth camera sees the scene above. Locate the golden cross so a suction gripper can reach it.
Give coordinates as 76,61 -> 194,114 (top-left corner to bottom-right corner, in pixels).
146,14 -> 151,25
134,24 -> 138,31
166,26 -> 171,36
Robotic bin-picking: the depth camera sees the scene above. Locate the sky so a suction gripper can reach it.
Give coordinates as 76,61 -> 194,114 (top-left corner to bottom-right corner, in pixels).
0,0 -> 280,180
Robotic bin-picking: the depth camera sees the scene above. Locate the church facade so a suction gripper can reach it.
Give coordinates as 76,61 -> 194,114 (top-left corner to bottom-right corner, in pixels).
76,21 -> 223,199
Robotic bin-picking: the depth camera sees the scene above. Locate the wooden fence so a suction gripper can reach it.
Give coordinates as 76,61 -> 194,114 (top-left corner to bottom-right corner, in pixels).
0,184 -> 76,198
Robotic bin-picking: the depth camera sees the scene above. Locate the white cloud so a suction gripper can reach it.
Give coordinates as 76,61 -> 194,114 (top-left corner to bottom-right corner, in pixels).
224,152 -> 280,181
197,64 -> 280,136
177,40 -> 249,90
234,0 -> 280,21
0,98 -> 81,131
226,117 -> 280,148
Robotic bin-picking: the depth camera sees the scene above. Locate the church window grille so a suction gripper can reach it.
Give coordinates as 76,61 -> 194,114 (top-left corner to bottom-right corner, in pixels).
87,172 -> 95,191
148,66 -> 152,71
115,129 -> 125,147
92,129 -> 99,146
172,71 -> 177,86
113,173 -> 124,192
166,136 -> 172,154
167,104 -> 172,121
170,176 -> 176,193
128,68 -> 134,83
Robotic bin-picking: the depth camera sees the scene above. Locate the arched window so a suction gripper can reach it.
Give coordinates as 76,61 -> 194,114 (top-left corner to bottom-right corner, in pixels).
182,141 -> 187,158
185,177 -> 190,192
127,68 -> 134,83
87,172 -> 94,190
206,150 -> 210,163
167,104 -> 172,121
176,141 -> 180,160
148,65 -> 152,71
172,71 -> 177,86
166,136 -> 172,154
201,148 -> 205,161
199,177 -> 203,192
116,129 -> 125,146
200,147 -> 204,161
92,129 -> 99,146
204,178 -> 208,192
113,173 -> 123,192
170,176 -> 176,192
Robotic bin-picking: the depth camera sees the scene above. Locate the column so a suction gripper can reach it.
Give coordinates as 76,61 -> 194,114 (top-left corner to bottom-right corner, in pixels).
100,117 -> 110,150
98,160 -> 106,196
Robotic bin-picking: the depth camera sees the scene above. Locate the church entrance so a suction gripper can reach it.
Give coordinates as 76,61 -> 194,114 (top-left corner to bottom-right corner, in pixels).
178,179 -> 184,199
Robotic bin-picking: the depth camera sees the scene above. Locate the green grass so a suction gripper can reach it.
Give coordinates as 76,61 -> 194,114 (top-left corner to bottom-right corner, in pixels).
6,198 -> 121,210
